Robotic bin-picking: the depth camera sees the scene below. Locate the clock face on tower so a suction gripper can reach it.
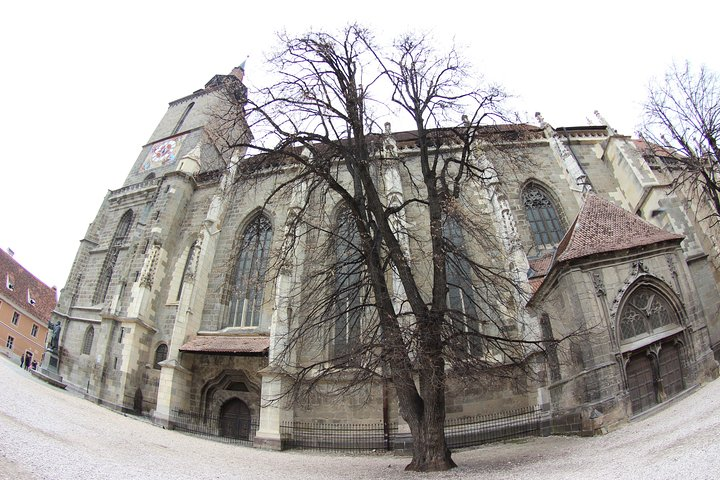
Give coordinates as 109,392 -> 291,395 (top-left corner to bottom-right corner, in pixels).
139,134 -> 187,173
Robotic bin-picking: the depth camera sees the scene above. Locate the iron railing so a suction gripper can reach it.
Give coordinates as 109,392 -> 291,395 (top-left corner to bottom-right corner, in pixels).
169,409 -> 259,445
444,405 -> 542,449
280,421 -> 397,452
167,405 -> 542,452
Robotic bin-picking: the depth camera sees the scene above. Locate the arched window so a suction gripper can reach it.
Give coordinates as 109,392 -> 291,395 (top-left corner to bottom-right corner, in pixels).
619,286 -> 678,342
522,184 -> 566,248
94,210 -> 134,304
333,208 -> 363,362
143,173 -> 156,182
81,326 -> 94,355
171,102 -> 194,135
227,214 -> 272,328
153,343 -> 168,369
443,216 -> 482,354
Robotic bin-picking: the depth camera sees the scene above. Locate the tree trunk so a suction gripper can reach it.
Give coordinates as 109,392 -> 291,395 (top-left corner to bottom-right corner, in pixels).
405,413 -> 457,472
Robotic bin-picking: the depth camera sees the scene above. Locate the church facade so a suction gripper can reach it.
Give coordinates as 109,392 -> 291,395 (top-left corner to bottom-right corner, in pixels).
51,65 -> 720,446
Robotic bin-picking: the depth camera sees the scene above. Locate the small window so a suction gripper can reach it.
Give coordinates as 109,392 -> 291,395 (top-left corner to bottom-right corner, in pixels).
28,290 -> 36,306
6,336 -> 13,349
11,311 -> 19,325
81,326 -> 94,355
6,274 -> 14,291
153,343 -> 168,369
31,324 -> 38,337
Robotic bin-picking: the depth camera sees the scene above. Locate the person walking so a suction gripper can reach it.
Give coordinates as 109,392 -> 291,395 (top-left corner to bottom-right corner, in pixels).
20,353 -> 25,369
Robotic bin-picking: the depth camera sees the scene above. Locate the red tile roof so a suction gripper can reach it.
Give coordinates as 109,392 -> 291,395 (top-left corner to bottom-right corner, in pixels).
555,194 -> 684,263
0,249 -> 57,322
528,253 -> 554,278
179,335 -> 269,355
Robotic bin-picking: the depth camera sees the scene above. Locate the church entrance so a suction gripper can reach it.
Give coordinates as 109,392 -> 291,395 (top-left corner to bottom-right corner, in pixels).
219,398 -> 251,440
626,353 -> 657,414
625,339 -> 686,415
618,284 -> 687,416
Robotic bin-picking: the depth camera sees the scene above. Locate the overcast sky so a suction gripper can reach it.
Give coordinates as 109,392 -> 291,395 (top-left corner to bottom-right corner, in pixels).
1,0 -> 718,293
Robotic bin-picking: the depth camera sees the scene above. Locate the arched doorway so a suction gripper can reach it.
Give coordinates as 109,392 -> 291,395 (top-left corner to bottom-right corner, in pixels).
219,398 -> 251,440
618,285 -> 687,415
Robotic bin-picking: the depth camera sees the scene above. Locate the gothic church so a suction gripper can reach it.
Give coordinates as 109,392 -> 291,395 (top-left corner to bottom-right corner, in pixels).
51,64 -> 720,446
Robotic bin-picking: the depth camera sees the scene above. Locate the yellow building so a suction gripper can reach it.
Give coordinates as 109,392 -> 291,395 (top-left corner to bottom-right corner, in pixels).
0,248 -> 57,368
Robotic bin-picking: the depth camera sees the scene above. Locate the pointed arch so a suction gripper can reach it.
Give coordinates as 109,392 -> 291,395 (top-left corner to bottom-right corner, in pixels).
332,206 -> 363,363
94,210 -> 134,305
617,278 -> 688,414
443,215 -> 482,354
153,343 -> 168,369
226,212 -> 273,328
521,181 -> 566,248
618,286 -> 680,343
81,326 -> 95,355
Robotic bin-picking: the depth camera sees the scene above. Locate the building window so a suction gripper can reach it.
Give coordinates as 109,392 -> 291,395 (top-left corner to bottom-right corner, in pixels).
6,336 -> 13,349
31,324 -> 38,337
81,326 -> 95,355
522,183 -> 566,248
171,102 -> 194,135
28,290 -> 36,306
444,216 -> 482,355
227,214 -> 272,328
11,311 -> 19,325
6,274 -> 14,291
333,208 -> 363,363
153,343 -> 168,369
619,287 -> 677,342
94,209 -> 134,304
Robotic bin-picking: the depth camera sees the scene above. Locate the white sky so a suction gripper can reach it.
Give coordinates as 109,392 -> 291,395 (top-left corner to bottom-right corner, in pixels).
1,0 -> 718,293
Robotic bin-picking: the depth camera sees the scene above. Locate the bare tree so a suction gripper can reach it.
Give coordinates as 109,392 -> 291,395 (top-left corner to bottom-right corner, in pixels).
640,61 -> 720,228
211,25 -> 548,472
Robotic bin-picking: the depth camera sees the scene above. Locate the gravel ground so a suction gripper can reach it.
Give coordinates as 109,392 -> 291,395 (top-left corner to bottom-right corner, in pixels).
1,355 -> 719,480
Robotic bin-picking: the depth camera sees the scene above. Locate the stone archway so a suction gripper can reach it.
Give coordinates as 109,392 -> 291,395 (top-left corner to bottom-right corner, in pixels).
617,283 -> 688,415
219,398 -> 251,440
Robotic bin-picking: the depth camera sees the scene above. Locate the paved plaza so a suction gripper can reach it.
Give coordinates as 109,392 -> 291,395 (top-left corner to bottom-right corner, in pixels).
1,355 -> 719,479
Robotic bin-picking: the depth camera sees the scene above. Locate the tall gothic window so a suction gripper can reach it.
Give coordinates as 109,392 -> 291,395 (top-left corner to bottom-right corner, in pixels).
619,287 -> 678,342
94,210 -> 134,304
171,102 -> 194,135
227,214 -> 272,328
443,216 -> 482,354
333,208 -> 363,363
81,326 -> 94,355
522,184 -> 566,248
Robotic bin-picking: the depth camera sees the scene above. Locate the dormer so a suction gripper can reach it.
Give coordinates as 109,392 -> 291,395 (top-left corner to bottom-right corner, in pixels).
6,274 -> 14,291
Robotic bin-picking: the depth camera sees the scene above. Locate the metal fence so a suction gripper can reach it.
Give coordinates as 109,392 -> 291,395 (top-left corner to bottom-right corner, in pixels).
169,410 -> 259,445
444,405 -> 542,449
167,405 -> 542,452
280,421 -> 397,452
